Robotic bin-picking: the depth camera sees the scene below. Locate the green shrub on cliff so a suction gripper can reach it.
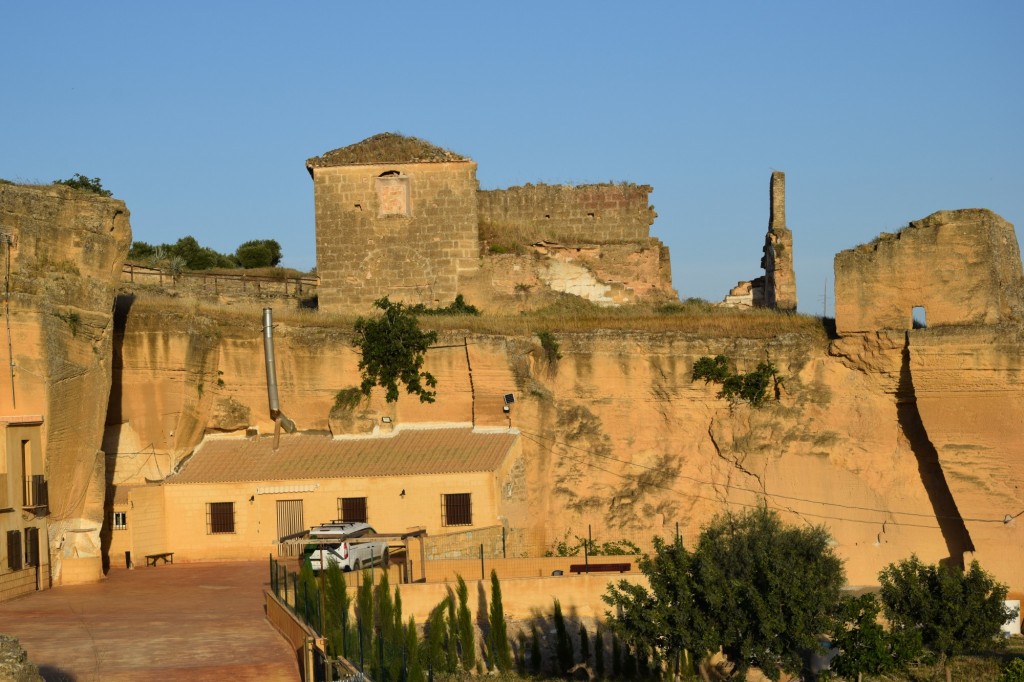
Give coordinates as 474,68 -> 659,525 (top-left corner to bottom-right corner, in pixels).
53,173 -> 112,197
692,354 -> 779,406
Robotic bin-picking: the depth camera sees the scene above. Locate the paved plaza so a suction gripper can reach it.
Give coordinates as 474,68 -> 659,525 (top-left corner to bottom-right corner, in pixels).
0,561 -> 299,681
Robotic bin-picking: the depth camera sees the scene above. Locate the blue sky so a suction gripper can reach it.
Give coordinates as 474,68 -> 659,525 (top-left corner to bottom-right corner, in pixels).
2,2 -> 1021,314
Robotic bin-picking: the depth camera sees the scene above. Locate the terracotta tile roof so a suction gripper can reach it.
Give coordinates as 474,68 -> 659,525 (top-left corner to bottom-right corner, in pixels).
166,428 -> 518,485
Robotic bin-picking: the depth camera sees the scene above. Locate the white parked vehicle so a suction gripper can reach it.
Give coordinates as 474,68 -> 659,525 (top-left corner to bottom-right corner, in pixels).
303,521 -> 390,572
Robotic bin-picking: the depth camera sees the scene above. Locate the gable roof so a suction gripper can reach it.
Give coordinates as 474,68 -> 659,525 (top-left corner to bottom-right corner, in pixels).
306,133 -> 468,174
166,427 -> 518,485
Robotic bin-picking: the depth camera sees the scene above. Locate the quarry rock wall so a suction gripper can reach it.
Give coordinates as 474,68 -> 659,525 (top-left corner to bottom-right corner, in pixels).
0,183 -> 131,582
103,306 -> 1024,590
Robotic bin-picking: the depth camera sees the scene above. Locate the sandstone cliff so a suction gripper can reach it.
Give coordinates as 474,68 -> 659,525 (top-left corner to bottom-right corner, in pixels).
103,295 -> 1024,590
0,183 -> 131,582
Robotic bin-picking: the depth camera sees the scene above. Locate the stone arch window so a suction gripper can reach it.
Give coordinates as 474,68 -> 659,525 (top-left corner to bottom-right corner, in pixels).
912,306 -> 927,329
376,170 -> 410,217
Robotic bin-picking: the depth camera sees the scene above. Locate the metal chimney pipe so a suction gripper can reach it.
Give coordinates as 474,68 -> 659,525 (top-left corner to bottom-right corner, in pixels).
262,308 -> 296,436
263,308 -> 281,416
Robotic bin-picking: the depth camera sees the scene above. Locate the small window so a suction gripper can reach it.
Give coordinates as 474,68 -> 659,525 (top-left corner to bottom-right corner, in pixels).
113,511 -> 127,530
912,306 -> 927,329
207,502 -> 235,534
338,497 -> 368,523
7,530 -> 22,571
442,493 -> 472,527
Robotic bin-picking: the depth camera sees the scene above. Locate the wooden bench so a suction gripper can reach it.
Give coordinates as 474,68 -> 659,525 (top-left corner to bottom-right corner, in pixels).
145,552 -> 174,567
568,562 -> 630,574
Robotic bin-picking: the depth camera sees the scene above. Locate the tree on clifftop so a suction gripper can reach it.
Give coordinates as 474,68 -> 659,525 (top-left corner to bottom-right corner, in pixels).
353,297 -> 438,403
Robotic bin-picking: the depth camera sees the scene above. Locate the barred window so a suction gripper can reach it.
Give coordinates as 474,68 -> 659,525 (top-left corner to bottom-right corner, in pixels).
113,511 -> 127,530
207,502 -> 235,534
6,530 -> 22,571
338,497 -> 368,523
442,493 -> 472,527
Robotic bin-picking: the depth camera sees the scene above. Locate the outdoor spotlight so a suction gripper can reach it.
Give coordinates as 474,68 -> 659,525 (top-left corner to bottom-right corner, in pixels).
381,416 -> 393,423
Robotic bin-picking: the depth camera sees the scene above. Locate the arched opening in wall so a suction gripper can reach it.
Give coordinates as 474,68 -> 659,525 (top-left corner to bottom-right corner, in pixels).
912,306 -> 927,329
375,171 -> 410,217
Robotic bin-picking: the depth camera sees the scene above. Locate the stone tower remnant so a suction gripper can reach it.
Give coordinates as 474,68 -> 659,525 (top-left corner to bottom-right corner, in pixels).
761,171 -> 797,311
307,133 -> 480,313
309,133 -> 677,313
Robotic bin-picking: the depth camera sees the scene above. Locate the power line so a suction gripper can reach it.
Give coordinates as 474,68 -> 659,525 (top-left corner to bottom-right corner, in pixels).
518,429 -> 1020,527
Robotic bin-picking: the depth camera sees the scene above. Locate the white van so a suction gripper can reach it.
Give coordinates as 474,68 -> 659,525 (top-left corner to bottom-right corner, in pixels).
304,522 -> 390,572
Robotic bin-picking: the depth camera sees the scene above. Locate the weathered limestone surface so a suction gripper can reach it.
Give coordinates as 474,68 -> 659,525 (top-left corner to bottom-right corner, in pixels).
834,209 -> 1024,334
0,184 -> 131,583
104,306 -> 1024,588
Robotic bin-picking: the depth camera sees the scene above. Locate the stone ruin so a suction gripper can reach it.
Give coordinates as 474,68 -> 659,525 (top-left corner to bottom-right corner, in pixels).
721,171 -> 798,311
307,133 -> 677,313
834,208 -> 1024,334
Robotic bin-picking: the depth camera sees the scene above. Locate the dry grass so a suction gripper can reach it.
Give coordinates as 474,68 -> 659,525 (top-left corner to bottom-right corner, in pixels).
308,132 -> 466,167
122,289 -> 829,343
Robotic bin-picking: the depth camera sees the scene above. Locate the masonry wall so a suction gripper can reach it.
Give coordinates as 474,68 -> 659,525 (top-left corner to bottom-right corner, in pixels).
313,161 -> 479,313
138,467 -> 509,562
477,183 -> 655,245
834,209 -> 1024,334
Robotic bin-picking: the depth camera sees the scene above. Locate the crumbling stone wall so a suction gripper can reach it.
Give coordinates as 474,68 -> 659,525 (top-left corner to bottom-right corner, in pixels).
761,171 -> 797,311
311,160 -> 479,313
477,183 -> 655,245
834,209 -> 1024,334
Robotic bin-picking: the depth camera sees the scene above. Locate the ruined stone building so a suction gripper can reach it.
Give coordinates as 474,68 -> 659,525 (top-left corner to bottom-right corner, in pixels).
307,133 -> 677,313
721,171 -> 797,311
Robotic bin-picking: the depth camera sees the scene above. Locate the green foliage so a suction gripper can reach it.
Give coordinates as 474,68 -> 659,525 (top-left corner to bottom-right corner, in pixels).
455,575 -> 476,671
830,593 -> 914,680
296,559 -> 320,627
879,555 -> 1014,677
235,239 -> 283,268
1002,658 -> 1024,682
487,569 -> 513,672
605,507 -> 844,681
537,330 -> 562,365
324,563 -> 351,657
356,570 -> 374,667
406,616 -> 425,682
55,310 -> 81,337
353,297 -> 438,403
409,294 -> 481,316
422,596 -> 450,676
546,531 -> 642,557
128,236 -> 238,270
691,354 -> 780,407
53,173 -> 112,197
332,387 -> 364,412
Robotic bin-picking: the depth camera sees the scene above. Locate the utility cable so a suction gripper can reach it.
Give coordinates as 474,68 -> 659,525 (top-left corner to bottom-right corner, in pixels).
519,429 -> 1021,527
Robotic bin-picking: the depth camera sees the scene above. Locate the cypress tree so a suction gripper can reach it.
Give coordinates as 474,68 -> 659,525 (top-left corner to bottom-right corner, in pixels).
612,634 -> 622,679
455,575 -> 476,671
487,570 -> 513,671
405,616 -> 424,682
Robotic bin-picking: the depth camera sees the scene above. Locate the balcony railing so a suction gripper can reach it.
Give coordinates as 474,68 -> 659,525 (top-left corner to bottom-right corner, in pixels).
23,475 -> 48,512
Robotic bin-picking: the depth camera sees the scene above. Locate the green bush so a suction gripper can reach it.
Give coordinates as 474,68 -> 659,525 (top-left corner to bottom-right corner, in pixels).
692,354 -> 779,407
53,173 -> 112,197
